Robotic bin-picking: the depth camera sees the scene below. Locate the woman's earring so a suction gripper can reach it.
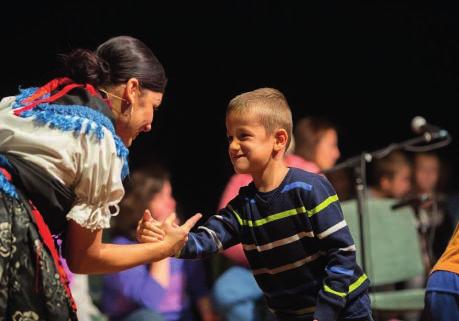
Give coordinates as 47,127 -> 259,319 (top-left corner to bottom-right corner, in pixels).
129,103 -> 135,117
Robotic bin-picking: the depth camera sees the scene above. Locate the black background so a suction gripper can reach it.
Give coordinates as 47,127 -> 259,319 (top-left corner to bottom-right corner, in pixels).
1,1 -> 458,219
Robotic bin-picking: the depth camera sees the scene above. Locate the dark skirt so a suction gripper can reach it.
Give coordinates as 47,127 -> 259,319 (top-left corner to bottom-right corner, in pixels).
0,189 -> 78,320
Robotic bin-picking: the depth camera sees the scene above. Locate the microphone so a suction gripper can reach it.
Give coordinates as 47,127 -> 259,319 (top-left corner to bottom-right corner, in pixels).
391,193 -> 431,210
411,116 -> 448,137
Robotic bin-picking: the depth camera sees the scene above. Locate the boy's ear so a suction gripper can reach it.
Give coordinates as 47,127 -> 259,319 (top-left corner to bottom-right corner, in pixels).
274,129 -> 288,152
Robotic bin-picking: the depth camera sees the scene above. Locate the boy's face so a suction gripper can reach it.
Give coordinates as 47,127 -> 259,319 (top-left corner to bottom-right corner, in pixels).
226,112 -> 276,175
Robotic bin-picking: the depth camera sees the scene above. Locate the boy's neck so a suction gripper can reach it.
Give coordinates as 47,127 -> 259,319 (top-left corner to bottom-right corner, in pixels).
252,161 -> 290,192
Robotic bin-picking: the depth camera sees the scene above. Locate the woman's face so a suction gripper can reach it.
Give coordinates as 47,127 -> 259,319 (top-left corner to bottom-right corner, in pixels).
314,129 -> 341,170
115,84 -> 163,147
148,181 -> 176,221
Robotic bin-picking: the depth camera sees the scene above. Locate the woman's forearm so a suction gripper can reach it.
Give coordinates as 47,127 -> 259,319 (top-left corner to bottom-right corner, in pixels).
65,213 -> 201,274
76,242 -> 172,274
66,221 -> 178,274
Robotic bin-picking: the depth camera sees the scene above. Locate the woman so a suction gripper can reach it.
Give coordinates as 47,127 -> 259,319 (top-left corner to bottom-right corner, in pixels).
0,36 -> 200,320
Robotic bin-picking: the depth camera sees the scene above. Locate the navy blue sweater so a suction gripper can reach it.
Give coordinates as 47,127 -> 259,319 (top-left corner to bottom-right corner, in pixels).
177,168 -> 369,320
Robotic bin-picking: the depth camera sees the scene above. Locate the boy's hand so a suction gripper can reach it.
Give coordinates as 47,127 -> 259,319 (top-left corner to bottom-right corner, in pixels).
136,209 -> 165,243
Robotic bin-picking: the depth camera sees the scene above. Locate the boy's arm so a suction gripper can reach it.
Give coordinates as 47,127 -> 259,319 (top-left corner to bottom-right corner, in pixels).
307,175 -> 360,321
176,206 -> 242,259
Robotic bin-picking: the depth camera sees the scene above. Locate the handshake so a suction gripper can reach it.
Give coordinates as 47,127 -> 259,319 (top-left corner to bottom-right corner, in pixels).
135,210 -> 202,257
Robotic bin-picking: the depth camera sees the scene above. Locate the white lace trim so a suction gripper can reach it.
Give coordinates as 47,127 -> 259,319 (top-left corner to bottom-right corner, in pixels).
66,202 -> 120,231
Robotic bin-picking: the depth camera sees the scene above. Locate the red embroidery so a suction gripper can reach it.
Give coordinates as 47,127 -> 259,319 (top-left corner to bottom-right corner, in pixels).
14,77 -> 103,116
0,168 -> 12,181
30,202 -> 77,311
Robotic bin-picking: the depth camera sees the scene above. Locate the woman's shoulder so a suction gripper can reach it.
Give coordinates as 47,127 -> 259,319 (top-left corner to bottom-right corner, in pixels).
9,83 -> 129,179
0,95 -> 16,107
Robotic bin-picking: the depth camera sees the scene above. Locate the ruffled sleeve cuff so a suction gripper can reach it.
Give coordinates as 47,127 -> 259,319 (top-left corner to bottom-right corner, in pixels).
66,202 -> 120,231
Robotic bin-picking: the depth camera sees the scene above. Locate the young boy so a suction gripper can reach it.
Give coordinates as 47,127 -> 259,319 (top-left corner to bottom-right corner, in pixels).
140,88 -> 371,321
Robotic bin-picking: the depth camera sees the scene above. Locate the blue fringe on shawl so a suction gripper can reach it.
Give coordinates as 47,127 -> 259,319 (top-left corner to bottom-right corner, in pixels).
0,155 -> 19,199
11,87 -> 129,179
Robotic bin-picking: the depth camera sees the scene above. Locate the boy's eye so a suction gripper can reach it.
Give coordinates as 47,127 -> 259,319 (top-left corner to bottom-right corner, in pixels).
239,133 -> 250,140
227,136 -> 233,143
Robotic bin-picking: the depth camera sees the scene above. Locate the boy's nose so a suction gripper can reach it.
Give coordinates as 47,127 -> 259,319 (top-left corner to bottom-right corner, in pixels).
229,140 -> 240,153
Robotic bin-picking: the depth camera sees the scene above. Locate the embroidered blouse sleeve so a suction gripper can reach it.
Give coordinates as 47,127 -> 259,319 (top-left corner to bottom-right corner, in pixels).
66,124 -> 125,230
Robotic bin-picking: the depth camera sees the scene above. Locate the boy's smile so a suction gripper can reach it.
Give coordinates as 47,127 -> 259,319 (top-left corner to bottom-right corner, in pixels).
226,112 -> 276,175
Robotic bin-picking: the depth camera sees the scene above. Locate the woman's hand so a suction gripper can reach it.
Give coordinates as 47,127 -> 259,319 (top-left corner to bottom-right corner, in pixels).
136,209 -> 165,243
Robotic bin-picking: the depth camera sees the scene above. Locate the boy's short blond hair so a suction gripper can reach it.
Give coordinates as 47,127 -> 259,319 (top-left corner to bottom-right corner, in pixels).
227,87 -> 293,149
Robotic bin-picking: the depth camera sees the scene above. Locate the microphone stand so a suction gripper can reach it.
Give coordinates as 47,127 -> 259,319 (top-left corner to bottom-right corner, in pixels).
324,131 -> 449,274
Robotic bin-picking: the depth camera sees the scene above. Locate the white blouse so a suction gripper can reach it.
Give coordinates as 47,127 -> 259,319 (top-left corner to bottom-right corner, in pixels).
0,96 -> 125,230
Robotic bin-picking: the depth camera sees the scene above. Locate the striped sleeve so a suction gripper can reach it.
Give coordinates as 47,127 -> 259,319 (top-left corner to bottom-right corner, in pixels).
306,175 -> 358,321
176,201 -> 242,259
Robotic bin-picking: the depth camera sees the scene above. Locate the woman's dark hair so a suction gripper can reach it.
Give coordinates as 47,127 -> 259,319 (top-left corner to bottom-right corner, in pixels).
111,166 -> 170,241
61,36 -> 167,92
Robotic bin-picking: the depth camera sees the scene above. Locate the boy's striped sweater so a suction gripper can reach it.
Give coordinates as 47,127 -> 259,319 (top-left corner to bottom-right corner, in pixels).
177,168 -> 369,321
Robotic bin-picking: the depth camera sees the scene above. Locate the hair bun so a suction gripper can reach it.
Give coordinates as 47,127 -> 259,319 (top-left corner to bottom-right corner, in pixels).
61,48 -> 110,86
